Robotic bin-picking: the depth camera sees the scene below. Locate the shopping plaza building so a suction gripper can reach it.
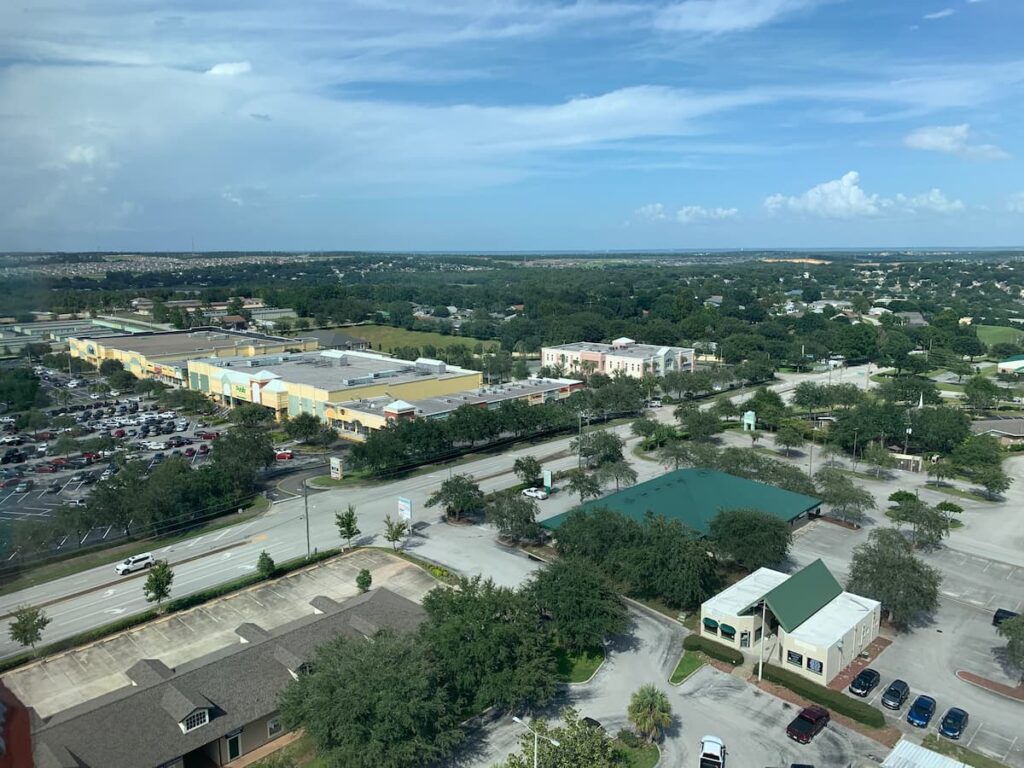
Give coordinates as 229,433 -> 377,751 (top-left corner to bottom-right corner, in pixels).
540,337 -> 695,378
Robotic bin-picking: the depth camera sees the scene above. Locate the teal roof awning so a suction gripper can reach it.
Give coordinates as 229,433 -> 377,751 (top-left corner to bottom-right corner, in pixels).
702,617 -> 719,628
719,623 -> 736,635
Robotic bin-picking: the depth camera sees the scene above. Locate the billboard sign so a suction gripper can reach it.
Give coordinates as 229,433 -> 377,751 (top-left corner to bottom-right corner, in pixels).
543,469 -> 552,492
398,497 -> 412,522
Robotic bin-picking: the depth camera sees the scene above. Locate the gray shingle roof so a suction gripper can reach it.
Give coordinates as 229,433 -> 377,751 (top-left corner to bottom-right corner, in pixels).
32,588 -> 425,768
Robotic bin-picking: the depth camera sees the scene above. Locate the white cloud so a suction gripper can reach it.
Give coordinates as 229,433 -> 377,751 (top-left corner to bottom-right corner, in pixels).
221,190 -> 244,207
635,203 -> 667,220
205,61 -> 252,77
923,8 -> 955,19
676,205 -> 739,222
765,172 -> 964,218
66,145 -> 99,166
903,124 -> 1008,159
765,171 -> 883,218
655,0 -> 820,33
1008,194 -> 1024,214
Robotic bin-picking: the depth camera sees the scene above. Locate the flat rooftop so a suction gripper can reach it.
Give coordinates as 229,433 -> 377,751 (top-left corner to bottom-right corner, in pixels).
702,568 -> 789,618
545,341 -> 692,359
786,591 -> 880,647
336,376 -> 581,417
196,349 -> 478,392
543,468 -> 821,536
71,327 -> 294,357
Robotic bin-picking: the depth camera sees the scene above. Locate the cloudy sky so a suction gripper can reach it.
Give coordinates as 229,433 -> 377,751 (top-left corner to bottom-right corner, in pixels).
2,0 -> 1023,251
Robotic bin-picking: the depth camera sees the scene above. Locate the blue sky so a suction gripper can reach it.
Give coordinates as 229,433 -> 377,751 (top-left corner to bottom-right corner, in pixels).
2,0 -> 1024,251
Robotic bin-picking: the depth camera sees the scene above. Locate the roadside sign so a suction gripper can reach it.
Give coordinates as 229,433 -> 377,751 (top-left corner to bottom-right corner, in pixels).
543,469 -> 552,492
398,497 -> 412,522
330,457 -> 343,480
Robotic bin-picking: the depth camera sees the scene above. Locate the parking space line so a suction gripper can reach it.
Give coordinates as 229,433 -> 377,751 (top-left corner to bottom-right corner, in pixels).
1005,736 -> 1018,759
966,721 -> 983,748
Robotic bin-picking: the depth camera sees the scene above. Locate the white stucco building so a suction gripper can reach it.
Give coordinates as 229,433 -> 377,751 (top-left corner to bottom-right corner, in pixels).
540,337 -> 695,378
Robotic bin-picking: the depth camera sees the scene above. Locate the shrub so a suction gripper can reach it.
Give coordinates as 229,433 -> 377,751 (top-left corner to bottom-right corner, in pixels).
761,664 -> 885,728
682,634 -> 744,665
616,728 -> 641,748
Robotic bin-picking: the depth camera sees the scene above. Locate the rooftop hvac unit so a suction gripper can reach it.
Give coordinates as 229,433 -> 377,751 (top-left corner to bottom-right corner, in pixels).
415,358 -> 446,375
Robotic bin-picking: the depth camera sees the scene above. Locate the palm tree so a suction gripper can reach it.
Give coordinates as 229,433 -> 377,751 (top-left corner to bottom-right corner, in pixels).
627,684 -> 673,743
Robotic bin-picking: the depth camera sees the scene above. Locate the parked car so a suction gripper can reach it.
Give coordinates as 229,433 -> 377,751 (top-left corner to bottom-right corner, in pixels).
67,498 -> 88,508
698,735 -> 727,767
199,431 -> 220,440
646,399 -> 663,408
907,695 -> 936,728
114,553 -> 155,575
46,481 -> 62,493
275,449 -> 294,460
522,487 -> 549,500
70,472 -> 86,483
184,447 -> 196,457
786,706 -> 829,744
993,608 -> 1020,627
880,679 -> 910,710
939,707 -> 969,740
848,668 -> 881,697
14,480 -> 33,493
198,444 -> 210,455
33,463 -> 58,473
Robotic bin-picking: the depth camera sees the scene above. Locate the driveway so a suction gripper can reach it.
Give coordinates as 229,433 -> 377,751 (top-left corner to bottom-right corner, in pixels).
460,606 -> 885,767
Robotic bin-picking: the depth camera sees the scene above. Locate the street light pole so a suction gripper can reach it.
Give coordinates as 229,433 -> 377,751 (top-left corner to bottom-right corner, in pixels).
303,480 -> 311,559
758,599 -> 768,681
512,716 -> 560,768
852,428 -> 859,470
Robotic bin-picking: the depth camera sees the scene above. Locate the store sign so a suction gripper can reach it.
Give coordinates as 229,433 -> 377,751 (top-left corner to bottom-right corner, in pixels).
330,457 -> 344,480
398,497 -> 412,522
543,469 -> 552,492
807,658 -> 823,674
786,650 -> 803,666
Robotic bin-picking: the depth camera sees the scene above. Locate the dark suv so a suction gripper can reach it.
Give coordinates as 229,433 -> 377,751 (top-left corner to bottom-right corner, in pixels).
881,679 -> 910,710
848,668 -> 880,697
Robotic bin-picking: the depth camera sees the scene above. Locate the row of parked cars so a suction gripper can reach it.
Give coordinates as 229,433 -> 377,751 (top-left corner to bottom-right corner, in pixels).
847,667 -> 969,739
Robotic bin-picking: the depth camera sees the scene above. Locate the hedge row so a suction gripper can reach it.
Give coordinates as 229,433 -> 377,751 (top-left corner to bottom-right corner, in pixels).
682,634 -> 744,665
0,547 -> 342,675
761,663 -> 886,728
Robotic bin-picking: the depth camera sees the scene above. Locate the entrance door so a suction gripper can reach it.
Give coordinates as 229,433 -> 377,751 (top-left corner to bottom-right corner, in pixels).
227,734 -> 241,761
740,631 -> 750,649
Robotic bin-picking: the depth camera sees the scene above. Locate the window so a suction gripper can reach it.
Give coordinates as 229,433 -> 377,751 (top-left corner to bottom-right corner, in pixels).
182,709 -> 209,733
267,717 -> 283,739
806,658 -> 823,675
786,650 -> 803,667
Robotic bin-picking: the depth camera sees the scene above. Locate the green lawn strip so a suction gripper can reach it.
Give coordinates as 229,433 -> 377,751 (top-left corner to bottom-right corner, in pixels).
632,444 -> 661,462
614,741 -> 660,768
554,645 -> 605,683
669,651 -> 705,684
342,323 -> 500,354
682,635 -> 743,665
883,509 -> 964,529
936,383 -> 966,393
977,325 -> 1024,348
0,496 -> 269,598
931,484 -> 993,503
365,546 -> 458,584
0,547 -> 344,674
760,664 -> 885,728
307,470 -> 371,489
922,734 -> 1010,768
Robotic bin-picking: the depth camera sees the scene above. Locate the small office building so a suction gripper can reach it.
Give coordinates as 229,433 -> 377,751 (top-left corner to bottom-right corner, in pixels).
540,337 -> 695,378
699,560 -> 880,684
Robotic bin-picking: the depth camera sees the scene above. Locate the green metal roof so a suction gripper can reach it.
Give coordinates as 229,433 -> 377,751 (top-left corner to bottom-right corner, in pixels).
761,559 -> 842,632
542,468 -> 820,536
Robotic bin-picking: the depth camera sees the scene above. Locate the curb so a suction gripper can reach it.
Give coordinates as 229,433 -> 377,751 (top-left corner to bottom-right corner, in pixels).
955,669 -> 1024,703
564,650 -> 606,686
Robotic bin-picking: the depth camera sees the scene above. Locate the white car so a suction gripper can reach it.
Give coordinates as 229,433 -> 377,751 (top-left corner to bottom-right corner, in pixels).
89,393 -> 101,400
522,487 -> 549,500
699,735 -> 726,768
114,553 -> 155,575
109,390 -> 121,396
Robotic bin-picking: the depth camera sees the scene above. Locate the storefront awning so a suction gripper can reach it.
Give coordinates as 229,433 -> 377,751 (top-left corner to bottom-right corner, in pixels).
702,617 -> 719,629
719,623 -> 736,635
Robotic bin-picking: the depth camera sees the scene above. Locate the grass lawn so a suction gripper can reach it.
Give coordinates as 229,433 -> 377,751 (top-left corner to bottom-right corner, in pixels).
922,734 -> 1010,768
345,324 -> 499,355
670,651 -> 705,684
632,444 -> 661,462
977,324 -> 1024,349
837,468 -> 885,481
308,469 -> 372,489
554,646 -> 605,683
0,496 -> 269,599
932,484 -> 993,503
614,742 -> 660,768
936,382 -> 966,393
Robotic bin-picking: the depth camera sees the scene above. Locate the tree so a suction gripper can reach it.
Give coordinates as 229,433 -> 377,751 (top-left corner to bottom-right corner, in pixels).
998,614 -> 1024,680
814,468 -> 875,526
926,459 -> 954,486
8,605 -> 51,650
847,528 -> 941,625
383,514 -> 408,550
964,375 -> 1001,411
335,504 -> 361,550
356,568 -> 373,593
908,407 -> 970,453
485,492 -> 541,543
229,403 -> 274,428
420,576 -> 557,712
976,464 -> 1012,500
502,708 -> 620,768
257,550 -> 276,579
775,422 -> 806,456
565,468 -> 603,503
627,684 -> 673,743
658,438 -> 693,470
746,387 -> 786,430
284,412 -> 322,443
711,396 -> 739,421
676,405 -> 722,442
52,433 -> 79,458
279,630 -> 464,768
528,557 -> 627,653
143,560 -> 174,608
886,491 -> 947,549
934,501 -> 963,529
709,508 -> 792,570
513,455 -> 542,487
863,442 -> 896,478
99,359 -> 125,376
597,459 -> 638,492
425,473 -> 485,521
572,429 -> 625,468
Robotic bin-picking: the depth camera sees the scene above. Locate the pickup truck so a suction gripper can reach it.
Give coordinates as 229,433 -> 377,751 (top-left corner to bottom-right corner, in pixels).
699,735 -> 726,767
785,706 -> 829,744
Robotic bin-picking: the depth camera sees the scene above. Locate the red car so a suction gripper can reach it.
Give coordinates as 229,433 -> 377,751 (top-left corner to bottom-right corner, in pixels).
199,431 -> 220,440
786,706 -> 830,744
82,451 -> 100,460
112,429 -> 126,438
275,450 -> 294,460
198,444 -> 210,455
33,463 -> 58,473
184,447 -> 196,457
49,457 -> 68,466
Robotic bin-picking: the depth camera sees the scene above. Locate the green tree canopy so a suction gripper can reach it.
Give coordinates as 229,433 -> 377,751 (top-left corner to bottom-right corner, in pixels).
627,684 -> 673,743
284,412 -> 322,442
847,528 -> 941,625
8,605 -> 51,650
502,708 -> 621,768
709,507 -> 792,570
485,492 -> 541,543
425,473 -> 485,520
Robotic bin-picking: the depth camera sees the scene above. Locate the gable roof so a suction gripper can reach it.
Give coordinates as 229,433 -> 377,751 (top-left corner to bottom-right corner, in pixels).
762,559 -> 842,632
542,468 -> 820,537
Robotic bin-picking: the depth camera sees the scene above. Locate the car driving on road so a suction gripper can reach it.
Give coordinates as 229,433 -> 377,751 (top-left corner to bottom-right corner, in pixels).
522,487 -> 549,500
114,553 -> 155,575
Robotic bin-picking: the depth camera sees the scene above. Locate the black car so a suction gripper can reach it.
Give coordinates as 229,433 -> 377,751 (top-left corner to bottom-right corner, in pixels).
881,679 -> 910,710
939,707 -> 969,740
848,668 -> 881,697
993,608 -> 1020,627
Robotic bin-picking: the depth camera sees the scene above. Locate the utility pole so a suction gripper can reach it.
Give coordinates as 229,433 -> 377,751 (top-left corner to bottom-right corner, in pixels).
303,481 -> 311,558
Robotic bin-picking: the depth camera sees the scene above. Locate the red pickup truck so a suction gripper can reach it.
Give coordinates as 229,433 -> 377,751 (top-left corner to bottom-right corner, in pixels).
786,706 -> 829,744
